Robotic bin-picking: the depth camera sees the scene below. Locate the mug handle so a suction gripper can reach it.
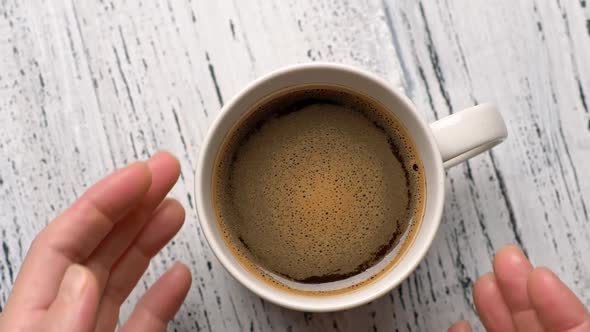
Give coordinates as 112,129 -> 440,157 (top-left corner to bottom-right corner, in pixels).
430,103 -> 508,169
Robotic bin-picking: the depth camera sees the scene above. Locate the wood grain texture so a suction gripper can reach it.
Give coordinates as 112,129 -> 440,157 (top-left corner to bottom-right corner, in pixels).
1,0 -> 589,331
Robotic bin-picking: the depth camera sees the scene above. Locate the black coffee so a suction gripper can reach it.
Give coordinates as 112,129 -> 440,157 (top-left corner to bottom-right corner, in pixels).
213,86 -> 425,287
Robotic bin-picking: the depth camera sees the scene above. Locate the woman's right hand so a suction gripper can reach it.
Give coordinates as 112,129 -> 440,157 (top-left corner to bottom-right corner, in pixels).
448,245 -> 589,332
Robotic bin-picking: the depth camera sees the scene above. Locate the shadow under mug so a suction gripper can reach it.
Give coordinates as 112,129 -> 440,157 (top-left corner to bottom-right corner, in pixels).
195,63 -> 507,312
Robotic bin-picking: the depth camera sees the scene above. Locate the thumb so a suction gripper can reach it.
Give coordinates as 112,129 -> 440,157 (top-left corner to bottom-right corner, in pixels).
43,264 -> 100,332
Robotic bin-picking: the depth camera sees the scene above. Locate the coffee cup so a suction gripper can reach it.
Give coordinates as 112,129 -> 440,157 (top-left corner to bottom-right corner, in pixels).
195,63 -> 507,311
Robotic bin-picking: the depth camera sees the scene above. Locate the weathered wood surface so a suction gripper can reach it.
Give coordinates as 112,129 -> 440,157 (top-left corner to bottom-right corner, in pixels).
1,1 -> 589,331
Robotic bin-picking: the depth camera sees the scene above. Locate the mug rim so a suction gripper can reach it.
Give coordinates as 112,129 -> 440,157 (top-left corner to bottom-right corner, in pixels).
195,62 -> 445,311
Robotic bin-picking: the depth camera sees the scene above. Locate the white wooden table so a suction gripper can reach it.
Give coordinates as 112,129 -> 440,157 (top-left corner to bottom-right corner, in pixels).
1,1 -> 589,331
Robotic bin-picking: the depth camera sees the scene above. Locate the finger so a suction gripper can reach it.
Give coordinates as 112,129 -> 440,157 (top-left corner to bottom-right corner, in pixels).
493,245 -> 543,331
120,263 -> 192,332
43,265 -> 100,332
528,267 -> 590,332
447,320 -> 473,332
473,273 -> 516,332
86,151 -> 180,287
6,162 -> 151,312
93,199 -> 185,332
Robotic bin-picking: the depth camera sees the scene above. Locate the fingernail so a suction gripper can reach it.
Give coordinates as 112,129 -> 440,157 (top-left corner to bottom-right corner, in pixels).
536,266 -> 559,281
61,264 -> 88,300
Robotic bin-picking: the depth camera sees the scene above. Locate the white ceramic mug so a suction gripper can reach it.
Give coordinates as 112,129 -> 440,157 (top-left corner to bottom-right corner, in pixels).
195,63 -> 507,312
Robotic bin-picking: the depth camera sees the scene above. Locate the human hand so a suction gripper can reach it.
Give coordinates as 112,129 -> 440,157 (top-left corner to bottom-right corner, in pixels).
448,245 -> 589,332
0,151 -> 192,332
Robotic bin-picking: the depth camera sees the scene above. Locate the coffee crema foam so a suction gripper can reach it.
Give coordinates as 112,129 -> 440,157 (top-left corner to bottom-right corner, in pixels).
213,86 -> 426,295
